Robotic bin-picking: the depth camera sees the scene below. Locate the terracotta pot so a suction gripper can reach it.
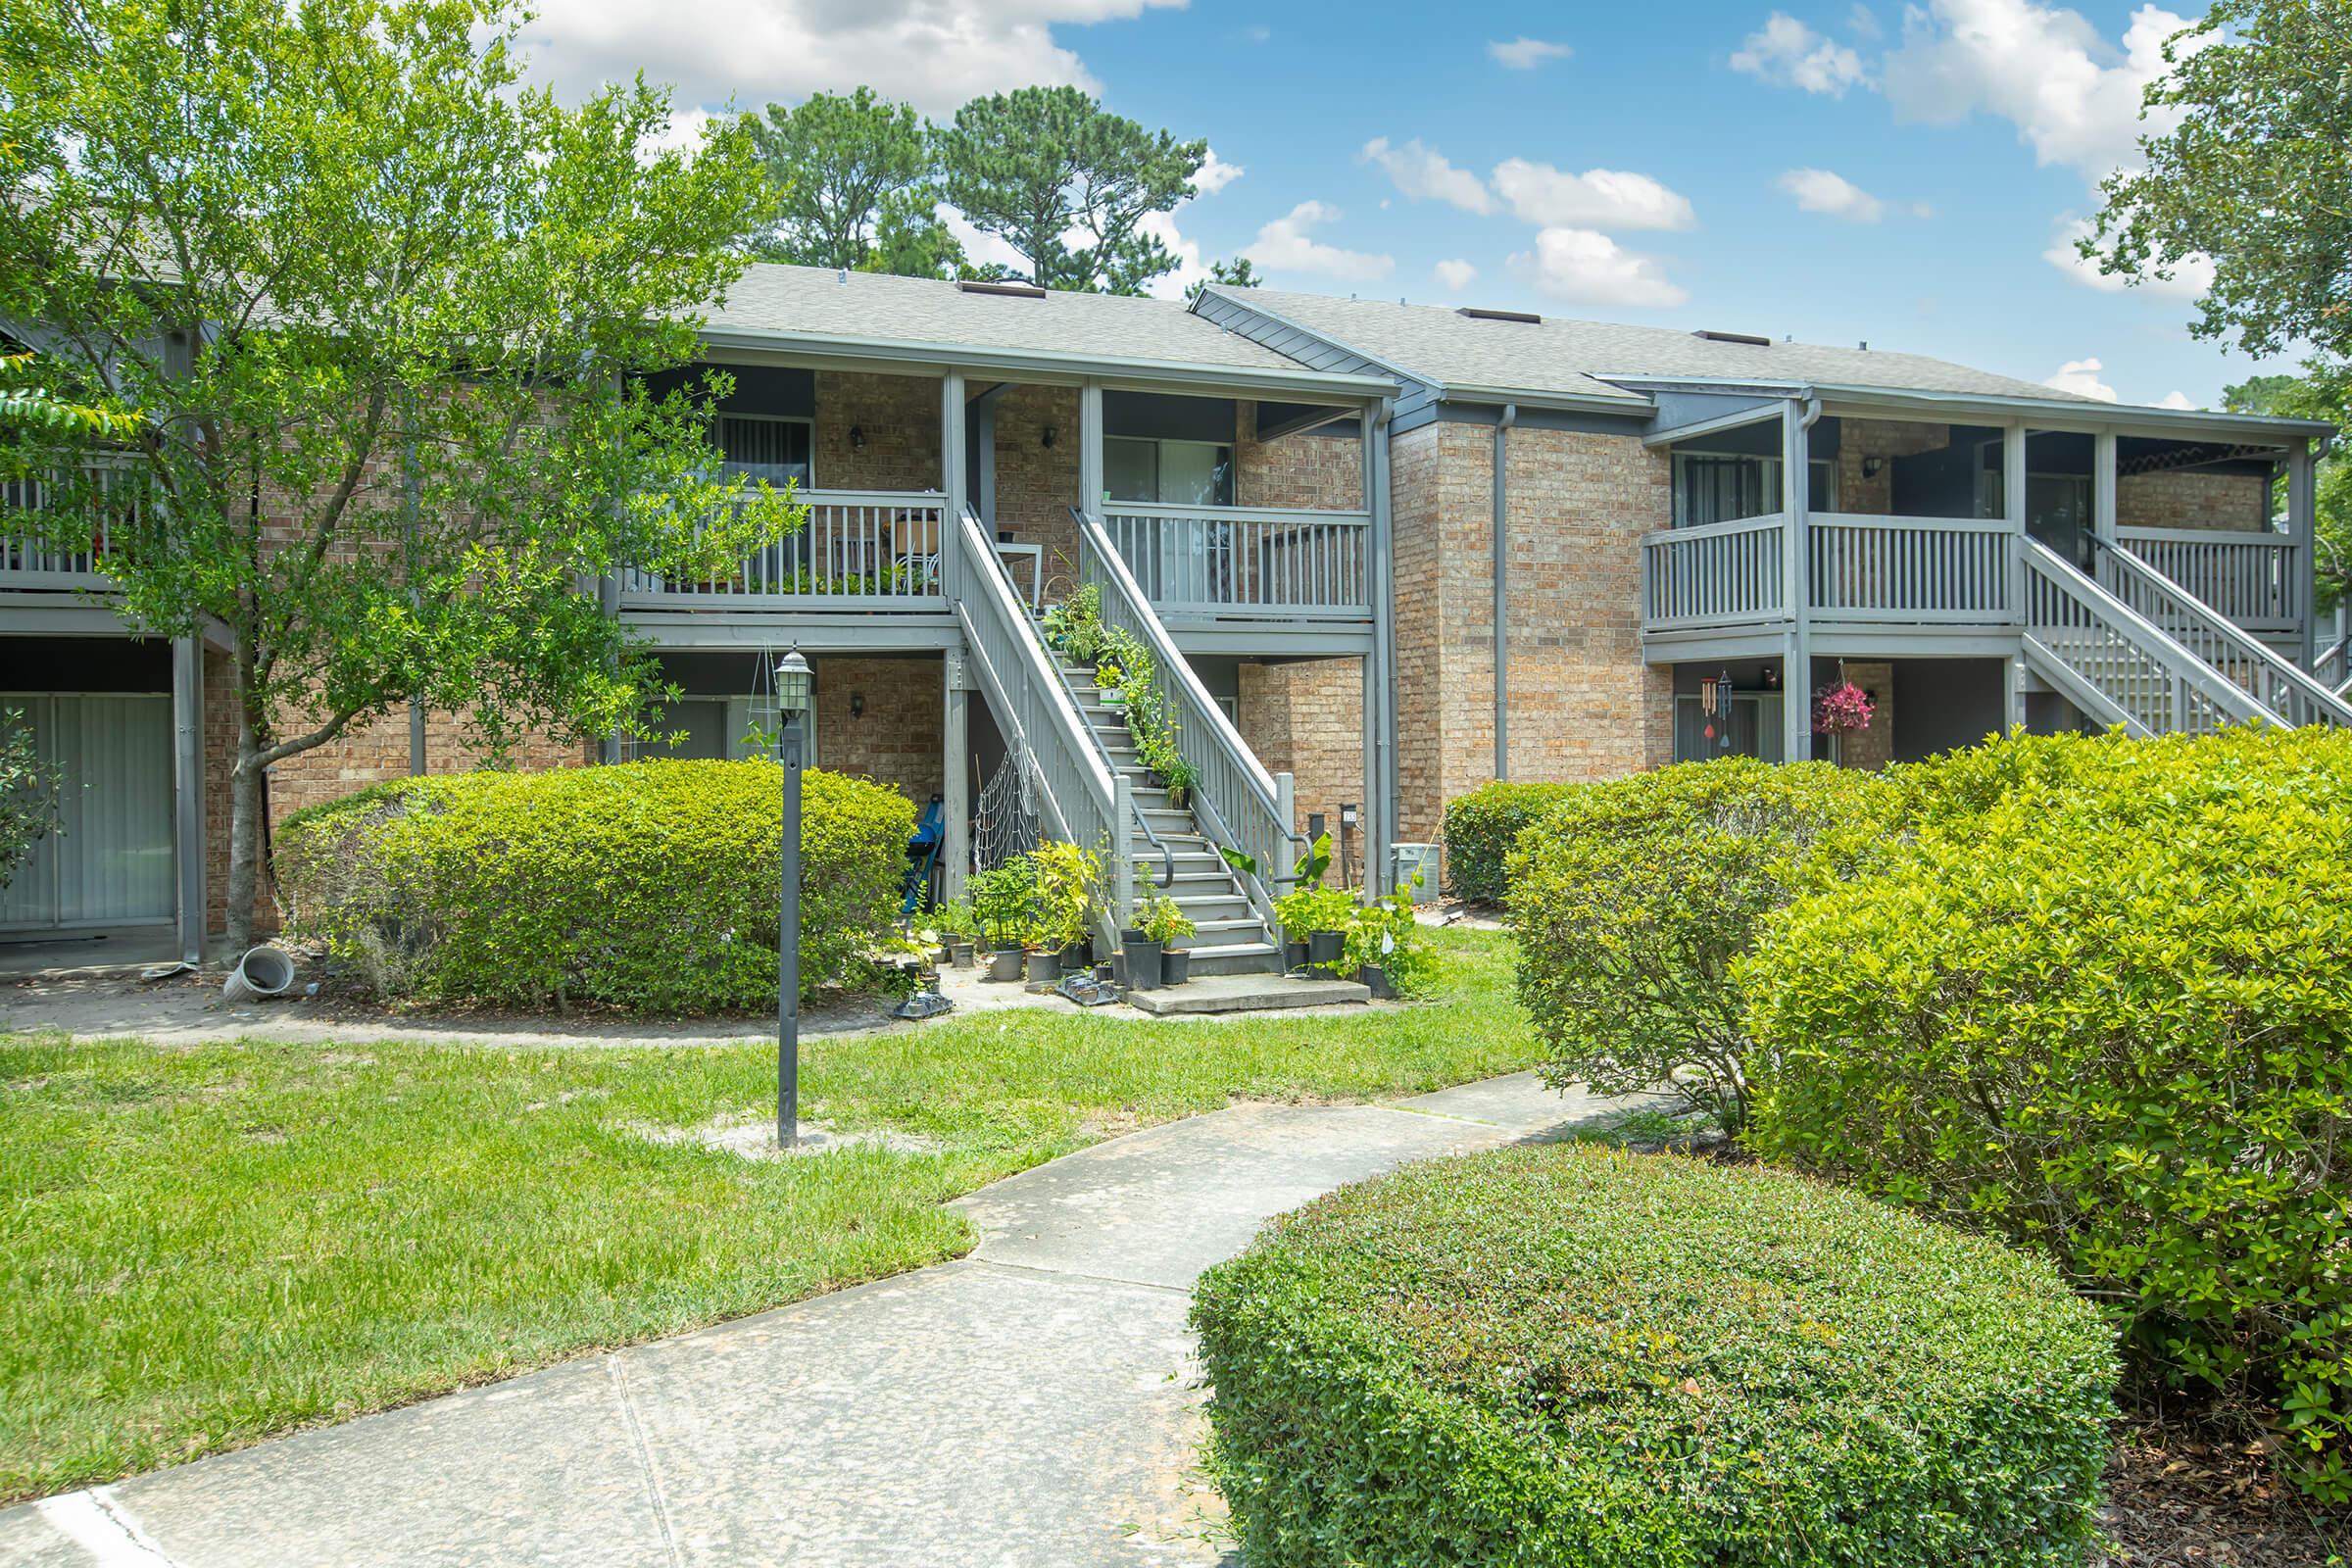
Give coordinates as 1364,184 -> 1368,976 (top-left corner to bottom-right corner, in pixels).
1160,948 -> 1192,986
1123,938 -> 1163,990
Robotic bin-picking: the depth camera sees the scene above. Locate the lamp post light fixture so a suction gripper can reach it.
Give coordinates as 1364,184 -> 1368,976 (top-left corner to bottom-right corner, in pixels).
775,649 -> 813,1150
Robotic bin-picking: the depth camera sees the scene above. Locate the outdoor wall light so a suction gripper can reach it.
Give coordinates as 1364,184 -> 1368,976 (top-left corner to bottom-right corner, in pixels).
849,424 -> 866,449
850,691 -> 864,719
1041,424 -> 1057,449
1861,456 -> 1886,479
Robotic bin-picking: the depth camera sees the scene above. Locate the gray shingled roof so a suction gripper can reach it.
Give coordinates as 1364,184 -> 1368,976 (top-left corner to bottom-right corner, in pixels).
705,264 -> 1318,377
1210,286 -> 2101,407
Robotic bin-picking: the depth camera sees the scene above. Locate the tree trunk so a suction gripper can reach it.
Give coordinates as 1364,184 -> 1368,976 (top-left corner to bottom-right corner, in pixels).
223,706 -> 266,955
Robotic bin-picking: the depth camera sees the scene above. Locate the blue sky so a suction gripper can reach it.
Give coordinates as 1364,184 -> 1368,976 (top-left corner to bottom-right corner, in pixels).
522,0 -> 2278,410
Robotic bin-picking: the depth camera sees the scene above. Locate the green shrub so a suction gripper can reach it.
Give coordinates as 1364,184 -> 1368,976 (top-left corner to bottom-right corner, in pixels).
1746,726 -> 2352,1499
1441,780 -> 1576,903
1192,1144 -> 2117,1567
277,760 -> 911,1010
1507,759 -> 1900,1133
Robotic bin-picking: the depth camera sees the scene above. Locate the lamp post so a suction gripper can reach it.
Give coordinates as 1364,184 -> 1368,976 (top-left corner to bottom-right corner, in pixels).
775,649 -> 813,1150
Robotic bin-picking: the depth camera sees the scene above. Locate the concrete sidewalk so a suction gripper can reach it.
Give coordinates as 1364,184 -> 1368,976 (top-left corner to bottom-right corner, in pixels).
0,1073 -> 1634,1568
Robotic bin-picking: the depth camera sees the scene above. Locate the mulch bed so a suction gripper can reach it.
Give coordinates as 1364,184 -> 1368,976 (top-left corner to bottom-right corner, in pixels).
2097,1423 -> 2345,1566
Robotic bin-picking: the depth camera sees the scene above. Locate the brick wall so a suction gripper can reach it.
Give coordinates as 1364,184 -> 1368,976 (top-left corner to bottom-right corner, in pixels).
812,370 -> 941,493
812,655 -> 943,808
988,384 -> 1082,582
1235,404 -> 1365,512
1389,423 -> 1447,841
1838,419 -> 1952,514
1237,658 -> 1364,843
2117,468 -> 2269,531
1832,660 -> 1894,771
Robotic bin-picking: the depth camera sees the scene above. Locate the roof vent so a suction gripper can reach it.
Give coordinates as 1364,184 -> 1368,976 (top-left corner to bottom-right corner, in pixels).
956,279 -> 1046,299
1692,328 -> 1773,347
1458,307 -> 1542,324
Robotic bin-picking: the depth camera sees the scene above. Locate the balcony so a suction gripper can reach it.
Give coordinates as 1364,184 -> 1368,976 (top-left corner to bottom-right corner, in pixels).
617,490 -> 949,610
1099,502 -> 1372,626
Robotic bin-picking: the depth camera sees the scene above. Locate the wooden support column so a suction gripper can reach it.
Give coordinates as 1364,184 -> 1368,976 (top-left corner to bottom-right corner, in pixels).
941,371 -> 967,604
1079,380 -> 1104,517
1363,396 -> 1396,894
596,572 -> 622,764
2289,438 -> 2320,664
172,635 -> 206,964
942,649 -> 971,902
1780,400 -> 1812,763
2092,431 -> 2118,548
2004,419 -> 2031,734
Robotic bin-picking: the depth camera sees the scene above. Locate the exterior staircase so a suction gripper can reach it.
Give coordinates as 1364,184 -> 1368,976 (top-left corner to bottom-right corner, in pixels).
1059,662 -> 1284,976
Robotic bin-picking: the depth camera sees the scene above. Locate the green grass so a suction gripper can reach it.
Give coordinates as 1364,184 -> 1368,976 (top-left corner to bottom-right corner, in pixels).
0,927 -> 1535,1503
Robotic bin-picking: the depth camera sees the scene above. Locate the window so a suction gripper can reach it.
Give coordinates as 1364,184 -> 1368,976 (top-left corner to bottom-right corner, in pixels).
1105,436 -> 1234,506
1673,693 -> 1786,763
1673,453 -> 1837,526
717,414 -> 812,487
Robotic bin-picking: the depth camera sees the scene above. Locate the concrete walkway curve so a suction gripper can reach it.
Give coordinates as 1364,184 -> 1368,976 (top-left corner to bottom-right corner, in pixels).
0,1073 -> 1635,1568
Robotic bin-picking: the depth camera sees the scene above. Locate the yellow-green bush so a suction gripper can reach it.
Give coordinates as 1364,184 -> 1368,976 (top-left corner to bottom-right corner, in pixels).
1193,1144 -> 2117,1567
1506,759 -> 1901,1132
277,760 -> 912,1010
1440,780 -> 1577,903
1745,727 -> 2352,1499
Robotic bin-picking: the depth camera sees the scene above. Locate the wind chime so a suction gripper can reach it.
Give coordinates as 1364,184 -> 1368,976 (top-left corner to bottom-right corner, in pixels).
1698,667 -> 1736,753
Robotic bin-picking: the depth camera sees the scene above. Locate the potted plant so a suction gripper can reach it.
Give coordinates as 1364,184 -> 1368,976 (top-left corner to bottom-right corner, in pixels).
1121,896 -> 1164,992
1271,832 -> 1351,974
1140,892 -> 1196,986
969,858 -> 1038,983
931,900 -> 979,967
1346,878 -> 1424,999
1030,840 -> 1100,972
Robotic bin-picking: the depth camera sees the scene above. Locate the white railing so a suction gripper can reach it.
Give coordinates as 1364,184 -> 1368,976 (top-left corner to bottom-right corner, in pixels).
2116,526 -> 2300,631
620,489 -> 947,607
1,468 -> 137,590
1641,514 -> 1788,628
2097,542 -> 2352,729
1075,508 -> 1298,928
1100,502 -> 1370,618
2022,539 -> 2272,738
951,507 -> 1129,942
1808,514 -> 2013,625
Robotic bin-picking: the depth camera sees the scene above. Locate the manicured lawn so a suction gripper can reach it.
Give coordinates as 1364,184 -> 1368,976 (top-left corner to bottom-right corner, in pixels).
0,927 -> 1535,1503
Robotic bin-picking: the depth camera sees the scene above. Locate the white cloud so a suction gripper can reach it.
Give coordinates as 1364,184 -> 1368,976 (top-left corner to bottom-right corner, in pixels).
1489,36 -> 1572,69
1848,3 -> 1885,40
1508,227 -> 1688,309
1778,167 -> 1886,221
2040,215 -> 2213,298
1434,258 -> 1478,290
1246,201 -> 1395,282
1360,137 -> 1494,216
1882,0 -> 2200,182
1911,200 -> 1936,218
2156,389 -> 2196,410
2044,357 -> 2119,401
936,203 -> 1029,277
1192,148 -> 1245,196
1732,13 -> 1871,95
1139,211 -> 1206,301
514,0 -> 1187,120
1491,160 -> 1696,231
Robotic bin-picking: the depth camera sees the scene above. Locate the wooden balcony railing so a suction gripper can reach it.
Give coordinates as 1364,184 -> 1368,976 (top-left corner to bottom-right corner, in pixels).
618,489 -> 948,609
1807,514 -> 2013,626
1,469 -> 135,591
2115,526 -> 2300,633
1100,502 -> 1371,619
1641,514 -> 1788,629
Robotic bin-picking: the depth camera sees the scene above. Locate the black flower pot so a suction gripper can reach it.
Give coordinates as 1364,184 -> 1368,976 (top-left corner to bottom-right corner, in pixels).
1058,939 -> 1091,971
1124,938 -> 1163,990
1160,948 -> 1192,986
1307,930 -> 1346,974
1094,960 -> 1115,984
986,948 -> 1025,982
1357,963 -> 1394,1000
1284,940 -> 1310,972
1120,926 -> 1149,948
949,941 -> 976,968
1025,951 -> 1059,984
1109,951 -> 1131,988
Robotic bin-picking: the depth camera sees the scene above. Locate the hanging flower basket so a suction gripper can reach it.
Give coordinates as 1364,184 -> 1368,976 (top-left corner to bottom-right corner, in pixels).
1811,680 -> 1875,735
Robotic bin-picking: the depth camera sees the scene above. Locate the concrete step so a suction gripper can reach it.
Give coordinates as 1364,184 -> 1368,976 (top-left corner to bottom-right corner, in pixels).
1161,893 -> 1253,920
1182,941 -> 1286,978
1125,970 -> 1371,1014
1186,919 -> 1276,950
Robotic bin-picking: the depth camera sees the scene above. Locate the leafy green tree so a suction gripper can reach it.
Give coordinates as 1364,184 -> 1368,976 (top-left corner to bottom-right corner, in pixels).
2088,0 -> 2352,362
0,709 -> 64,892
2226,369 -> 2352,613
744,88 -> 963,277
936,86 -> 1204,295
1185,257 -> 1261,303
0,0 -> 795,949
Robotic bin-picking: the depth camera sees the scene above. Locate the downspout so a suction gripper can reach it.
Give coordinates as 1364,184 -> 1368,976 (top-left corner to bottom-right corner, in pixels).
1492,403 -> 1517,781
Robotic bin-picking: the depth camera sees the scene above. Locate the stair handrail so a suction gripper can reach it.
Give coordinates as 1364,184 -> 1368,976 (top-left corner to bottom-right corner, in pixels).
1070,506 -> 1304,925
2022,538 -> 2275,733
1034,605 -> 1178,897
951,506 -> 1128,944
2094,536 -> 2352,729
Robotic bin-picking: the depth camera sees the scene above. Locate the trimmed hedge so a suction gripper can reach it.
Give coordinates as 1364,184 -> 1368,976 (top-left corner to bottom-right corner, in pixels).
1746,726 -> 2352,1500
1506,759 -> 1901,1133
1440,780 -> 1576,903
1193,1144 -> 2117,1567
277,760 -> 912,1010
